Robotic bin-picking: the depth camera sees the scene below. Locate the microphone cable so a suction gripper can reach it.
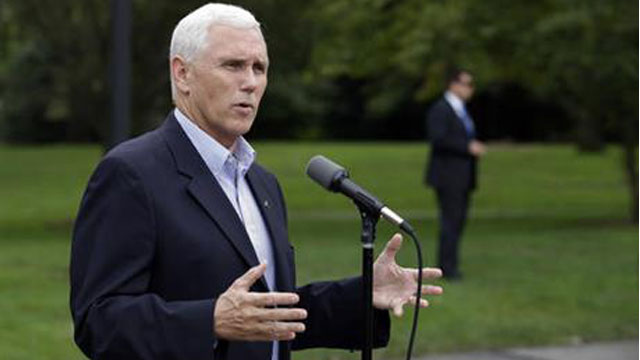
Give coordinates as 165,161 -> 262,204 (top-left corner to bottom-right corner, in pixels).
398,222 -> 423,360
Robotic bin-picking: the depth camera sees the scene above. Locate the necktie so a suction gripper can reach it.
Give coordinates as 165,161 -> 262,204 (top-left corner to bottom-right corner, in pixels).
459,106 -> 475,138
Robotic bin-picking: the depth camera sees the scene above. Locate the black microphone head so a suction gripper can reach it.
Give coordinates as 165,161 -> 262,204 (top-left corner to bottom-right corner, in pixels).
305,155 -> 348,191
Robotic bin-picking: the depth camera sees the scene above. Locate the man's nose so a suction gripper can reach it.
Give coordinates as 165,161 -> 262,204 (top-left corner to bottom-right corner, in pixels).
240,69 -> 259,92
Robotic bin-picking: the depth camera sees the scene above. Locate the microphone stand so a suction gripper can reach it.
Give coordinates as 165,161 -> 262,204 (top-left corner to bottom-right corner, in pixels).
358,205 -> 379,360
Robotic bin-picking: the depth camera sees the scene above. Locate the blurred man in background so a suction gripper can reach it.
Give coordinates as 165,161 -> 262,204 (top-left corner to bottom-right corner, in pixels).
425,68 -> 486,280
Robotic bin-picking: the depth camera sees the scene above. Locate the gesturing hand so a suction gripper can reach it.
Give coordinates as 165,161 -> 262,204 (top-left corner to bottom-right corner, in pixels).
373,234 -> 443,317
469,140 -> 487,157
214,263 -> 307,341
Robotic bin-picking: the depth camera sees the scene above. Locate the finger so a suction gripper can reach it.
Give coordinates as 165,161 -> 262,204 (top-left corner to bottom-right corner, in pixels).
411,267 -> 443,280
390,297 -> 405,317
277,321 -> 306,333
420,285 -> 443,295
230,263 -> 267,291
380,233 -> 403,262
246,292 -> 300,307
256,308 -> 308,321
279,332 -> 297,341
409,296 -> 430,308
260,321 -> 306,341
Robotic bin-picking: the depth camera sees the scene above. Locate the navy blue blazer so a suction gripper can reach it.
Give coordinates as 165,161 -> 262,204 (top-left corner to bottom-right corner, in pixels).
425,98 -> 477,191
70,113 -> 390,360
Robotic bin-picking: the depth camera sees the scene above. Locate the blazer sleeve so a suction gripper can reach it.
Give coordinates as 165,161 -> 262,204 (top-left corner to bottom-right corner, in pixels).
427,102 -> 471,157
70,156 -> 215,360
291,277 -> 390,351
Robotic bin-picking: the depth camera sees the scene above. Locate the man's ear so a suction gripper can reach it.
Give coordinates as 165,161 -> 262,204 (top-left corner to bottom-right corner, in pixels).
171,56 -> 191,95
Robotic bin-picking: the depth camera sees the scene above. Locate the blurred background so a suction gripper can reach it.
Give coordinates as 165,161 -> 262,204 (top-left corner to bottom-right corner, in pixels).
0,0 -> 637,359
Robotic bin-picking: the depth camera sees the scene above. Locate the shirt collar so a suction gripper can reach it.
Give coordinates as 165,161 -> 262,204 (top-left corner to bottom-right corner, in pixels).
173,107 -> 256,178
231,136 -> 256,176
444,91 -> 466,115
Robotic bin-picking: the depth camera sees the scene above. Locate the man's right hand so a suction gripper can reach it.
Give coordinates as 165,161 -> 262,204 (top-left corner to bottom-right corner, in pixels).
469,140 -> 487,157
213,263 -> 307,341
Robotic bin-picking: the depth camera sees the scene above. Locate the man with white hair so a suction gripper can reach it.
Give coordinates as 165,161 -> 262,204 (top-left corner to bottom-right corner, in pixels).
70,3 -> 442,359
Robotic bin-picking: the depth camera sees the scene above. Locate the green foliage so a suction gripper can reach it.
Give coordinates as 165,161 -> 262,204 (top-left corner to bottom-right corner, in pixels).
305,0 -> 638,219
0,0 -> 637,145
308,0 -> 638,145
1,41 -> 54,141
0,144 -> 636,359
0,0 -> 110,143
0,0 -> 328,142
513,0 -> 638,149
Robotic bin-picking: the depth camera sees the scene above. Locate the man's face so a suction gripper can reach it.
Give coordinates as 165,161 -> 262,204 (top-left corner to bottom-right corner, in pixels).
182,25 -> 268,147
450,72 -> 474,102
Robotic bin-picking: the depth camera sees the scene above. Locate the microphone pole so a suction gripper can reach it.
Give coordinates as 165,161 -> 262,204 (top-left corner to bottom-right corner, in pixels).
306,155 -> 410,360
359,203 -> 377,360
307,155 -> 424,360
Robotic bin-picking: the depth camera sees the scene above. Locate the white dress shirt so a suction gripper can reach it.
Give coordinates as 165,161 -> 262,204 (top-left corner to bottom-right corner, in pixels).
174,108 -> 279,360
444,91 -> 466,119
444,91 -> 475,137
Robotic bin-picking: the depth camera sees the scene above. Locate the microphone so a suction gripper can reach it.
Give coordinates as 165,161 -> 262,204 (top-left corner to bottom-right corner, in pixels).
305,155 -> 414,233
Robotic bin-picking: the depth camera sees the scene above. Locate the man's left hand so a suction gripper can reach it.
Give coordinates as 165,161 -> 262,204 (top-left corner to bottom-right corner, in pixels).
373,233 -> 443,317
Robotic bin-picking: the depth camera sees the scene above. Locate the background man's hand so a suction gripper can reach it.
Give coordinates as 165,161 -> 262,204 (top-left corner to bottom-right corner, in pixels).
373,234 -> 443,317
469,140 -> 487,157
214,263 -> 307,341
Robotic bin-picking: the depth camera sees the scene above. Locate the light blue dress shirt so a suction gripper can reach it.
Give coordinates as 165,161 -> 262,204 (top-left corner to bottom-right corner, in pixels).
174,108 -> 279,360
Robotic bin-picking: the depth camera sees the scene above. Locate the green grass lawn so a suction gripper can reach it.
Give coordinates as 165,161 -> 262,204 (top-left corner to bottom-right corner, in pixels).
0,143 -> 637,359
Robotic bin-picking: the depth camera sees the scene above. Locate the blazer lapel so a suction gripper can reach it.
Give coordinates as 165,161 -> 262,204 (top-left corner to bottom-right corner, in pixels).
444,100 -> 471,140
160,114 -> 269,290
245,167 -> 294,293
186,175 -> 262,267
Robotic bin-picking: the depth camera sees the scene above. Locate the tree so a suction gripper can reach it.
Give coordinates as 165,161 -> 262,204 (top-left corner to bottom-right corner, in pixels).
306,0 -> 638,220
1,0 -> 110,142
0,0 -> 326,144
513,0 -> 638,220
1,0 -> 637,219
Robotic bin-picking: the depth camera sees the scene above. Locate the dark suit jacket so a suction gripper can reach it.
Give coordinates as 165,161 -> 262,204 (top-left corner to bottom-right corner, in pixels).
425,97 -> 477,191
70,113 -> 390,360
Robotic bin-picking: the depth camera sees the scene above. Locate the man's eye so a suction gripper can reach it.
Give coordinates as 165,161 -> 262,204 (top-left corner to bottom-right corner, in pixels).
224,62 -> 243,70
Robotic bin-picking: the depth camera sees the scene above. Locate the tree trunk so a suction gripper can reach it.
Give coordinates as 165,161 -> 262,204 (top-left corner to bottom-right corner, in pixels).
622,143 -> 638,223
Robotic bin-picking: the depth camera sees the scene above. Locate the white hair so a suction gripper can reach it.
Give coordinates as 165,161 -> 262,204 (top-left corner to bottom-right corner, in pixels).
169,3 -> 261,100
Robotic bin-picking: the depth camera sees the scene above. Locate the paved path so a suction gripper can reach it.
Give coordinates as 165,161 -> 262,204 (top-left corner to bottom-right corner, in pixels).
412,340 -> 638,360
